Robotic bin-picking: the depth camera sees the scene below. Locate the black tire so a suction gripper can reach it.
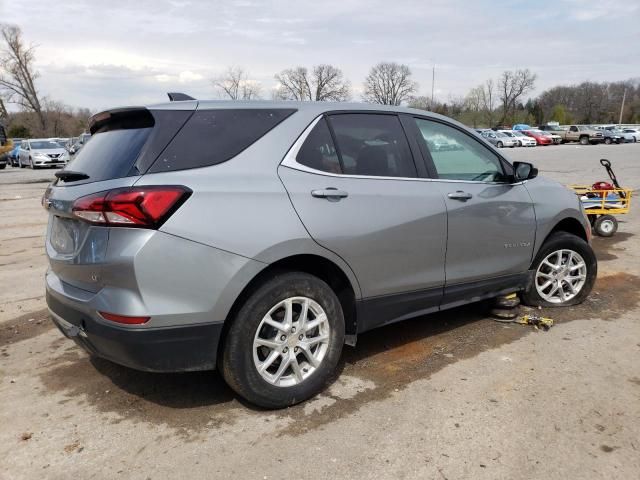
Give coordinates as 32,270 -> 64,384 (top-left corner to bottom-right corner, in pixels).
517,140 -> 522,147
593,215 -> 618,237
496,141 -> 503,148
521,232 -> 597,308
221,272 -> 345,409
579,136 -> 589,145
0,163 -> 5,169
604,137 -> 612,145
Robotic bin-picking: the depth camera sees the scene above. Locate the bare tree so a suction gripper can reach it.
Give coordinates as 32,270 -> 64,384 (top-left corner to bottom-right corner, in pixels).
362,62 -> 418,105
407,95 -> 432,111
0,97 -> 7,118
274,64 -> 350,101
498,69 -> 537,123
311,64 -> 350,101
0,25 -> 46,130
479,79 -> 496,126
212,66 -> 261,100
464,86 -> 483,127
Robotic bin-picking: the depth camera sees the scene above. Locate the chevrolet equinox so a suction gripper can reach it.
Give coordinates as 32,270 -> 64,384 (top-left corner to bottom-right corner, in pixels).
44,98 -> 597,408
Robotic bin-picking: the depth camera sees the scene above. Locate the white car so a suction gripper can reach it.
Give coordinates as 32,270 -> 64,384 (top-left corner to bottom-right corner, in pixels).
503,130 -> 536,147
481,130 -> 517,148
621,128 -> 639,142
18,139 -> 70,169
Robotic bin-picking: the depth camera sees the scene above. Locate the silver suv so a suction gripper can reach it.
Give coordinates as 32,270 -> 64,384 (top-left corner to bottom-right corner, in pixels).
44,99 -> 597,408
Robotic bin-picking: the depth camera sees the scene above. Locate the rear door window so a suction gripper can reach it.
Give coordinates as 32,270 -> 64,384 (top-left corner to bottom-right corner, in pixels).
327,114 -> 416,178
296,118 -> 342,174
149,109 -> 296,173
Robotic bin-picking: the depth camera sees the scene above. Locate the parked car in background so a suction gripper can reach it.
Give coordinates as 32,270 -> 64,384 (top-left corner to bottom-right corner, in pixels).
69,132 -> 92,155
522,129 -> 553,145
602,127 -> 634,143
512,124 -> 531,131
508,130 -> 537,147
597,128 -> 623,145
9,139 -> 22,166
44,99 -> 597,408
19,139 -> 70,168
481,130 -> 516,148
497,130 -> 530,147
621,128 -> 639,142
561,125 -> 605,145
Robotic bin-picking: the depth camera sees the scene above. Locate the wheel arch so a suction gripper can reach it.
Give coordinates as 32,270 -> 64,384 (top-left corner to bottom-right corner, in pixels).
217,253 -> 359,361
533,216 -> 589,266
549,217 -> 588,242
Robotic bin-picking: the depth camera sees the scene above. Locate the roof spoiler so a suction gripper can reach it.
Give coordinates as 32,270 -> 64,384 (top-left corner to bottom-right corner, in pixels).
167,92 -> 196,101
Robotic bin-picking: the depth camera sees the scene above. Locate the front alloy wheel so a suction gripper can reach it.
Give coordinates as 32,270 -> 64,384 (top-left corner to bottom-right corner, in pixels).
535,249 -> 587,304
253,297 -> 330,387
522,232 -> 597,307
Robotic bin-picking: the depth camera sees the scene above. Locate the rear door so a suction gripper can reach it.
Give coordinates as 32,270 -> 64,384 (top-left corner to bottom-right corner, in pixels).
279,113 -> 447,326
412,117 -> 535,305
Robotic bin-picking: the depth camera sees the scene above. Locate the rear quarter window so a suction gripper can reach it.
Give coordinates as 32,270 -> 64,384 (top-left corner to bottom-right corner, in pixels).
149,109 -> 296,173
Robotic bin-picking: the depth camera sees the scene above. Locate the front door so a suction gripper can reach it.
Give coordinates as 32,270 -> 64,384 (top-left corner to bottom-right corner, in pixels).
412,118 -> 536,300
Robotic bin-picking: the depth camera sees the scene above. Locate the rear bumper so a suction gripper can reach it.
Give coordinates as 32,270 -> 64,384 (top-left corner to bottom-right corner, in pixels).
46,288 -> 223,372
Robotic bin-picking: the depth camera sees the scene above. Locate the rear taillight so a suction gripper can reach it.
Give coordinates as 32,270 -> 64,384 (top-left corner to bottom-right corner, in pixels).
72,186 -> 191,228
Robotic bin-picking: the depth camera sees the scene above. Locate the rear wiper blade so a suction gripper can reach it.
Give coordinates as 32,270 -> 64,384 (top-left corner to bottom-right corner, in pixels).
55,170 -> 90,182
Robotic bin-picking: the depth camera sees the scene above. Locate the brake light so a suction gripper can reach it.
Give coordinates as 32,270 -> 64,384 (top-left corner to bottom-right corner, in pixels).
72,186 -> 191,228
99,311 -> 150,324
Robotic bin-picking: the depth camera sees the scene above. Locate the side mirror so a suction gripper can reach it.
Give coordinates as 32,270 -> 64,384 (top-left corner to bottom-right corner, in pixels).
513,161 -> 538,181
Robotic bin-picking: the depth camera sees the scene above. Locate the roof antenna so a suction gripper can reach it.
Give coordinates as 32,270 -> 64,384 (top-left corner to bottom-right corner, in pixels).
167,92 -> 196,101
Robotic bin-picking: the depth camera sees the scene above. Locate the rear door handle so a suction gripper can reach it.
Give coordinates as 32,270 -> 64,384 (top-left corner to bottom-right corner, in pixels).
447,191 -> 473,201
311,188 -> 349,201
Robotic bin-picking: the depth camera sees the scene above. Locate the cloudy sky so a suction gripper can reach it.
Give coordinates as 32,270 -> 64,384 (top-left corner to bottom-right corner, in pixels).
1,0 -> 639,112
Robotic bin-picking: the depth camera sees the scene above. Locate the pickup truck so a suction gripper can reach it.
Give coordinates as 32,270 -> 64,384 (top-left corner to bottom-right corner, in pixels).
539,124 -> 604,145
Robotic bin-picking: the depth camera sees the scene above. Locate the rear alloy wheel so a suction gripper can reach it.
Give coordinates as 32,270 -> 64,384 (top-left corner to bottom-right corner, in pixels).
222,272 -> 344,408
522,232 -> 597,307
593,214 -> 617,237
579,136 -> 589,145
497,141 -> 503,148
604,137 -> 612,145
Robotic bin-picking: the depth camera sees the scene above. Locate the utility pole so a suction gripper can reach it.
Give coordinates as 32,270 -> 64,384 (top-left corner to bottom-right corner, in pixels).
431,64 -> 435,110
618,88 -> 626,126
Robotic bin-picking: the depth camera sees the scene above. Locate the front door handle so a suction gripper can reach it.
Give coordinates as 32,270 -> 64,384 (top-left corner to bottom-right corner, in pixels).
311,188 -> 349,201
447,191 -> 473,201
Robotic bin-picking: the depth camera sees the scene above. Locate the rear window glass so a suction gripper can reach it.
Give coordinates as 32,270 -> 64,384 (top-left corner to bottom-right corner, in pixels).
65,128 -> 152,182
149,109 -> 296,173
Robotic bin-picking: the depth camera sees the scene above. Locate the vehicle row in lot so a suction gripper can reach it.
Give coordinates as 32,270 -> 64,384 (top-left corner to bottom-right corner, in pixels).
479,123 -> 640,147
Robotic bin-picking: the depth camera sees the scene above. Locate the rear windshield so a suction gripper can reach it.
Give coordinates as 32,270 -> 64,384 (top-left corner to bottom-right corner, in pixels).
65,128 -> 152,182
148,109 -> 296,173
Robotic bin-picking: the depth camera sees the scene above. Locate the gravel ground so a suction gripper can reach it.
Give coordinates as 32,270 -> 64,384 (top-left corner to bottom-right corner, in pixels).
1,143 -> 639,479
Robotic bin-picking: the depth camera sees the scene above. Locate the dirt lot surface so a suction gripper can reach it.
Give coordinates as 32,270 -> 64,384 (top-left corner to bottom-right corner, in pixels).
1,144 -> 639,479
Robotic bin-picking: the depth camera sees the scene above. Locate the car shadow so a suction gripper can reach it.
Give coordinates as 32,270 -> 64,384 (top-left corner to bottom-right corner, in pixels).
76,300 -> 494,414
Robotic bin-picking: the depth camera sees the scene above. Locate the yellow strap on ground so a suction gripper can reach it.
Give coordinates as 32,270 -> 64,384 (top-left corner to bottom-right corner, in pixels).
517,314 -> 554,330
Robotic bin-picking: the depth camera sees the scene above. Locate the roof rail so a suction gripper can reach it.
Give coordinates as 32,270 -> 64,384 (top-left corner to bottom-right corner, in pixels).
167,92 -> 196,101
